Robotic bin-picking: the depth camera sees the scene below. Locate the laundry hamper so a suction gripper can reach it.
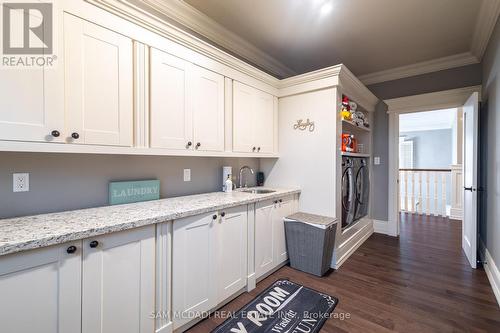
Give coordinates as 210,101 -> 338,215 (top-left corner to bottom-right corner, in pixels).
284,212 -> 337,276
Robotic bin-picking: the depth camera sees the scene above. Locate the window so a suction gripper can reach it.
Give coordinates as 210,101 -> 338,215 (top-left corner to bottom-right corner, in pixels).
399,138 -> 413,169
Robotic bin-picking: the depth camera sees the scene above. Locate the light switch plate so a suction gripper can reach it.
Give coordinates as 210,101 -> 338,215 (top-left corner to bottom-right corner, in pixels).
183,169 -> 191,182
374,157 -> 381,165
13,173 -> 29,192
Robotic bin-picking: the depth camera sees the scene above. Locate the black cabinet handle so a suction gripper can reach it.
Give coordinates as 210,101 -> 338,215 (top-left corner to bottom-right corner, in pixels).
89,240 -> 99,248
220,212 -> 226,217
66,245 -> 77,254
71,132 -> 80,139
212,214 -> 217,220
464,187 -> 474,192
51,130 -> 60,137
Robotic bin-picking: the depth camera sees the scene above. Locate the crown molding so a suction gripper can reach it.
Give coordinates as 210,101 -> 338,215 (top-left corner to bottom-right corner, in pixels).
278,64 -> 378,111
359,52 -> 479,86
384,85 -> 482,114
140,0 -> 296,79
471,0 -> 500,60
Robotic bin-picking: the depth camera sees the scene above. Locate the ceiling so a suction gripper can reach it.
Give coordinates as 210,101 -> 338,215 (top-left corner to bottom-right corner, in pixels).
140,0 -> 500,82
399,108 -> 457,132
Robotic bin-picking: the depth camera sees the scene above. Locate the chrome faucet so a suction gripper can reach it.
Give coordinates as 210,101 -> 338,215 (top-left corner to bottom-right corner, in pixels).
239,166 -> 255,188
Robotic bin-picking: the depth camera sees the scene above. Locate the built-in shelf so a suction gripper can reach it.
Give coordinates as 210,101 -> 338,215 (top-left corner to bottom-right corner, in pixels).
341,152 -> 371,157
341,119 -> 371,132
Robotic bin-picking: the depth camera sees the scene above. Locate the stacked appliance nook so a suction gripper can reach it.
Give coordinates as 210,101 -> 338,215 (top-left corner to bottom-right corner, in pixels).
262,65 -> 378,269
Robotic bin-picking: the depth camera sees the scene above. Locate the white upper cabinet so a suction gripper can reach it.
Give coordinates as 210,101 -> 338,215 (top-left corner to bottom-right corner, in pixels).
150,48 -> 224,152
0,9 -> 63,143
150,49 -> 192,150
82,226 -> 155,333
0,242 -> 81,333
64,14 -> 133,146
233,81 -> 275,154
191,65 -> 225,152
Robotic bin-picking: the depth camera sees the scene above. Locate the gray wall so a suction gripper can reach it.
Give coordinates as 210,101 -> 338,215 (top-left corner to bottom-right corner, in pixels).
368,64 -> 482,221
400,129 -> 453,169
480,17 -> 500,267
0,153 -> 259,219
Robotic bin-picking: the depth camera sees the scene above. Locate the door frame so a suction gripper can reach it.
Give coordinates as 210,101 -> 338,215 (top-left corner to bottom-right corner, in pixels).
384,85 -> 481,237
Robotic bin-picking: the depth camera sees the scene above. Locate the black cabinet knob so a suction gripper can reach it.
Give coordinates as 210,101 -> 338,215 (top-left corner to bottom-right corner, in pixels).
220,212 -> 226,217
89,240 -> 99,248
196,142 -> 201,148
71,132 -> 80,139
274,200 -> 278,204
279,199 -> 283,203
257,147 -> 261,152
187,141 -> 192,147
212,214 -> 217,220
252,147 -> 256,152
66,245 -> 77,254
51,130 -> 60,137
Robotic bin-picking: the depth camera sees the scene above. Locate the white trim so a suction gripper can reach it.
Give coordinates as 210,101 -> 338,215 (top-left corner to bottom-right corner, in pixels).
373,220 -> 388,235
471,0 -> 500,60
140,0 -> 296,79
359,52 -> 479,86
385,86 -> 482,114
278,65 -> 379,112
385,86 -> 482,240
479,239 -> 500,307
333,222 -> 374,269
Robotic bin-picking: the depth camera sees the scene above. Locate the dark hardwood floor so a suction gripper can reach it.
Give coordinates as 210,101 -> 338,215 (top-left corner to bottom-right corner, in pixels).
188,213 -> 500,332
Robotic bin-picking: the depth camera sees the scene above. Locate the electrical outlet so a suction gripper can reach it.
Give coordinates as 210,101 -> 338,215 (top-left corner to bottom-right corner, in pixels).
13,173 -> 29,192
183,169 -> 191,182
374,157 -> 381,165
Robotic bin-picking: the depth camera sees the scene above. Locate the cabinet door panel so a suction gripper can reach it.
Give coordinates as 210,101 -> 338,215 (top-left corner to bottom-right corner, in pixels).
173,212 -> 217,329
192,65 -> 224,152
64,14 -> 133,146
233,81 -> 256,153
0,242 -> 81,333
0,9 -> 63,143
274,198 -> 293,264
254,91 -> 274,153
150,49 -> 192,150
255,200 -> 275,279
217,205 -> 247,301
82,226 -> 155,333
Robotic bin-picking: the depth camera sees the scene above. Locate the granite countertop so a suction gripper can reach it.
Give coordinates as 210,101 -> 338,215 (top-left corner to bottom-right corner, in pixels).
0,188 -> 300,257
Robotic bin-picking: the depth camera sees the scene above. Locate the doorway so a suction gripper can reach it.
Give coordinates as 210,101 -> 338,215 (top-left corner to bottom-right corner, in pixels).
385,86 -> 481,268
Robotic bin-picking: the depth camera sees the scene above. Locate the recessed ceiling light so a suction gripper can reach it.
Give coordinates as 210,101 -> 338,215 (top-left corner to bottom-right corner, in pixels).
320,2 -> 333,16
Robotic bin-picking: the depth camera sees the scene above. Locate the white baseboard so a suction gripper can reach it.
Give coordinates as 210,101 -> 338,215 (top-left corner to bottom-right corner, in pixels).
479,239 -> 500,307
449,207 -> 463,220
373,219 -> 398,236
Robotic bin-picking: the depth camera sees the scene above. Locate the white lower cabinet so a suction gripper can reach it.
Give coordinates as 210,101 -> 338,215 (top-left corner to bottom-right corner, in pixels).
82,225 -> 155,333
255,195 -> 297,279
0,242 -> 82,333
172,206 -> 248,329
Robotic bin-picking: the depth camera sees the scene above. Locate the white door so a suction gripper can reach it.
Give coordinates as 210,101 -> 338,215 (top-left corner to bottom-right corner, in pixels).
255,200 -> 275,278
82,226 -> 155,333
192,65 -> 225,152
0,242 -> 81,333
254,91 -> 275,153
64,14 -> 133,146
217,205 -> 248,301
172,212 -> 217,329
150,49 -> 192,150
0,9 -> 63,143
273,197 -> 293,264
233,81 -> 257,153
462,92 -> 479,269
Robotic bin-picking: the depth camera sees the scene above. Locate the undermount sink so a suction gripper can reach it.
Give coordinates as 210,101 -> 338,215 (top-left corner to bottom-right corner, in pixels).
240,189 -> 276,194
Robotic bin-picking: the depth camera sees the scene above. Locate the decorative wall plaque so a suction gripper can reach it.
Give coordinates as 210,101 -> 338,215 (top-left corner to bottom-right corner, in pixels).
293,118 -> 315,132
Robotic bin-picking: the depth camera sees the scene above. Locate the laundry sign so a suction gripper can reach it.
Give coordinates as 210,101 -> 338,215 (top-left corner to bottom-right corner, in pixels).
109,180 -> 160,205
